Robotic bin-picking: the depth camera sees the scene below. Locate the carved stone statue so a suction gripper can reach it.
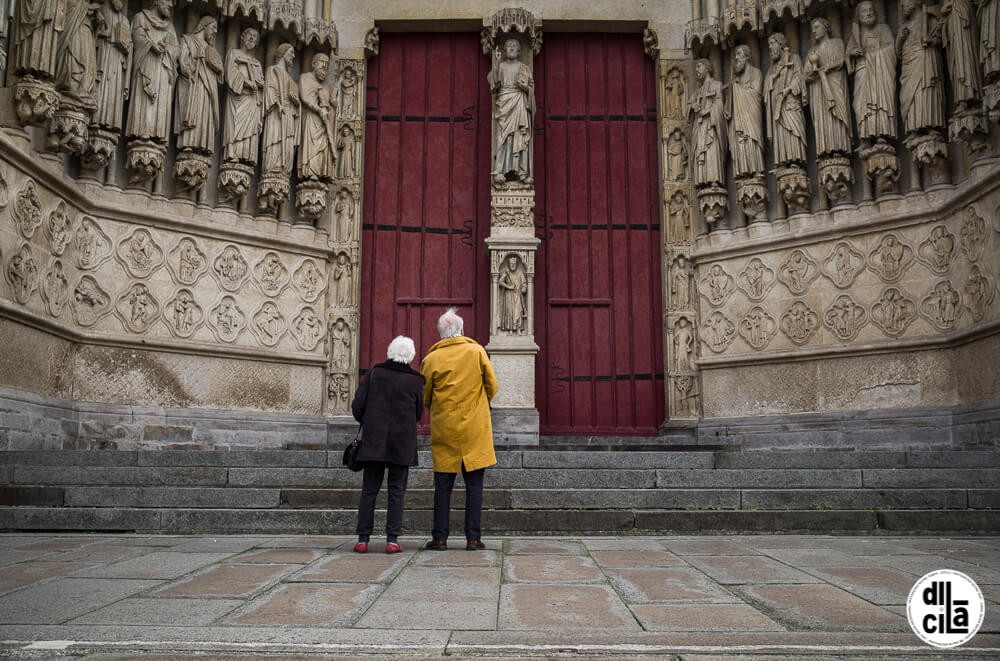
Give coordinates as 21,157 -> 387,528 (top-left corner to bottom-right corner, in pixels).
259,43 -> 300,211
126,0 -> 178,142
981,0 -> 999,81
335,125 -> 356,179
498,255 -> 528,333
847,1 -> 897,141
12,0 -> 61,78
665,128 -> 688,181
91,0 -> 132,138
940,0 -> 982,111
728,45 -> 764,178
897,0 -> 946,134
671,254 -> 693,309
55,0 -> 99,110
298,52 -> 335,181
663,67 -> 686,120
223,27 -> 264,164
334,188 -> 354,241
175,17 -> 221,154
804,17 -> 852,156
338,65 -> 358,120
764,32 -> 807,166
330,317 -> 351,371
332,253 -> 353,307
688,58 -> 727,187
489,37 -> 535,185
672,317 -> 695,372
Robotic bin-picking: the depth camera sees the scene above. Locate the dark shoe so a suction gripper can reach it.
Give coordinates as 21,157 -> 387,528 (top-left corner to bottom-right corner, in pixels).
385,542 -> 403,554
424,539 -> 447,551
353,542 -> 368,553
466,540 -> 486,551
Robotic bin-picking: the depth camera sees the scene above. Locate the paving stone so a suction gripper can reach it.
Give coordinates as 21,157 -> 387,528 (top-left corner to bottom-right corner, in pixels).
154,564 -> 299,598
630,603 -> 785,631
635,510 -> 878,533
499,584 -> 639,630
801,566 -> 917,605
590,549 -> 684,568
0,561 -> 91,594
505,539 -> 587,555
293,551 -> 409,583
256,536 -> 351,549
737,584 -> 907,631
605,567 -> 741,603
166,537 -> 268,553
872,554 -> 1000,584
581,537 -> 673,551
0,577 -> 160,624
660,538 -> 756,555
503,555 -> 604,583
69,597 -> 244,626
44,543 -> 151,565
812,537 -> 933,556
0,549 -> 41,566
14,537 -> 109,552
228,583 -> 381,626
74,551 -> 234,579
231,549 -> 322,564
411,549 -> 501,567
683,556 -> 822,585
755,547 -> 875,567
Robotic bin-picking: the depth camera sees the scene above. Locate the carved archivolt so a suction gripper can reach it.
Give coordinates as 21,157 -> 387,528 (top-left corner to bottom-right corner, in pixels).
777,249 -> 819,295
44,202 -> 74,256
71,275 -> 112,327
5,244 -> 39,305
823,294 -> 868,342
292,258 -> 326,303
868,234 -> 915,283
164,289 -> 204,339
821,241 -> 866,289
40,260 -> 70,318
964,264 -> 996,322
250,301 -> 287,347
290,306 -> 324,351
116,228 -> 164,279
212,245 -> 251,292
736,257 -> 775,301
919,281 -> 962,332
167,237 -> 210,286
208,295 -> 247,343
870,287 -> 917,337
701,310 -> 737,353
115,283 -> 161,334
253,252 -> 289,297
959,206 -> 987,263
738,306 -> 778,350
780,301 -> 819,346
700,264 -> 736,307
917,226 -> 956,275
74,217 -> 114,271
12,179 -> 43,239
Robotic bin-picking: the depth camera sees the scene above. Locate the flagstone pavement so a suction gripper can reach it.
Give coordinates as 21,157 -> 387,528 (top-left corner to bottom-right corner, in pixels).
0,533 -> 997,659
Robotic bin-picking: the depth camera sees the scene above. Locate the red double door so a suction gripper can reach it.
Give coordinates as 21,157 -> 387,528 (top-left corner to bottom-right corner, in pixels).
361,32 -> 663,434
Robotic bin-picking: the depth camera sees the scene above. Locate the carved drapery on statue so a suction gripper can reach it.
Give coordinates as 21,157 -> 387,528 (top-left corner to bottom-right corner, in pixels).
764,33 -> 809,214
297,53 -> 334,223
728,45 -> 766,223
804,17 -> 853,204
11,0 -> 62,124
688,58 -> 727,226
49,0 -> 99,154
85,0 -> 132,171
489,37 -> 535,186
174,16 -> 222,192
259,42 -> 299,212
220,27 -> 264,202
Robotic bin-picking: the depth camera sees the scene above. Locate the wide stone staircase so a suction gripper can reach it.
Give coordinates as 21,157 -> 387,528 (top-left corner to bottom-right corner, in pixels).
1,446 -> 998,534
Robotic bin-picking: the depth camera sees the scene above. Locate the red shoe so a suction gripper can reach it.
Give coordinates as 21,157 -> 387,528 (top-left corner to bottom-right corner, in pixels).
353,542 -> 368,553
385,542 -> 403,554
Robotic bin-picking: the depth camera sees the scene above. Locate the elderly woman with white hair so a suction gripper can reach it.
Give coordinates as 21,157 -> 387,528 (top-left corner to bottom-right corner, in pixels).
351,335 -> 425,554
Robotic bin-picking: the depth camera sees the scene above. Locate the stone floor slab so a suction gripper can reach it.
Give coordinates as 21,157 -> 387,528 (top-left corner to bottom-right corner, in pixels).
165,537 -> 268,554
228,583 -> 381,627
604,567 -> 742,604
581,538 -> 673,551
590,549 -> 684,568
154,564 -> 298,598
661,538 -> 756,555
503,554 -> 604,583
684,555 -> 823,585
0,577 -> 160,624
0,562 -> 91,594
757,547 -> 874,567
230,548 -> 322,564
630,603 -> 785,631
499,583 -> 640,630
802,566 -> 917,605
15,537 -> 108,552
256,536 -> 351,549
874,554 -> 1000,584
43,543 -> 152,565
505,539 -> 587,555
738,584 -> 907,631
411,549 -> 501,567
74,552 -> 234,580
292,551 -> 409,583
68,597 -> 244,626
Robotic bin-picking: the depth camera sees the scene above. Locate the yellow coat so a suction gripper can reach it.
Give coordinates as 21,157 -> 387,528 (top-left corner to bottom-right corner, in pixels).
420,336 -> 499,473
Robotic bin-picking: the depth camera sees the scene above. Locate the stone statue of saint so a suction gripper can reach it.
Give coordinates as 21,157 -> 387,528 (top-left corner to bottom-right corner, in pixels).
665,128 -> 688,181
497,255 -> 528,333
489,37 -> 534,185
940,0 -> 982,111
175,16 -> 221,153
335,125 -> 356,179
672,317 -> 695,372
334,188 -> 354,241
126,0 -> 178,142
261,43 -> 299,178
727,45 -> 764,177
223,27 -> 264,164
93,0 -> 132,131
897,0 -> 946,134
804,17 -> 852,156
298,52 -> 335,180
330,317 -> 351,371
55,0 -> 99,108
332,253 -> 353,307
847,0 -> 897,141
764,32 -> 808,165
664,68 -> 686,120
338,66 -> 358,120
981,0 -> 999,81
12,0 -> 62,78
671,254 -> 692,309
688,58 -> 727,187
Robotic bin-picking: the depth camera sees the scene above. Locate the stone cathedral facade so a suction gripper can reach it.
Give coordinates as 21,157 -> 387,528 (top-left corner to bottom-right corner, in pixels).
0,0 -> 996,449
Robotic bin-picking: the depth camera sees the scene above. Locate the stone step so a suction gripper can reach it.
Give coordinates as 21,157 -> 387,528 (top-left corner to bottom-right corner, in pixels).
716,450 -> 1000,469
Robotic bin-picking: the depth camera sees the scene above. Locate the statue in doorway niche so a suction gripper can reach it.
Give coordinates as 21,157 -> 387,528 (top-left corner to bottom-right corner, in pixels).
489,37 -> 535,186
126,0 -> 178,143
259,43 -> 300,211
298,52 -> 335,181
804,17 -> 852,156
93,0 -> 132,133
688,59 -> 727,188
764,32 -> 808,166
727,45 -> 764,178
847,1 -> 898,142
175,17 -> 222,154
498,255 -> 528,333
940,0 -> 982,112
223,27 -> 264,164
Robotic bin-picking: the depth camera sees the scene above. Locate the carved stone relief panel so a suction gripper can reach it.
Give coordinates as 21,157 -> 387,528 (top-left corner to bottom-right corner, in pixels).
821,241 -> 866,288
669,253 -> 694,310
868,234 -> 915,283
738,306 -> 778,350
71,275 -> 112,327
673,374 -> 700,417
208,295 -> 247,343
329,316 -> 352,372
700,264 -> 736,307
164,289 -> 204,339
115,228 -> 164,279
960,206 -> 987,262
290,306 -> 324,351
114,283 -> 161,334
5,244 -> 39,304
701,310 -> 737,353
917,225 -> 956,275
664,127 -> 688,182
332,252 -> 354,308
328,372 -> 351,412
823,294 -> 868,342
870,287 -> 917,337
167,237 -> 210,286
919,281 -> 962,332
74,217 -> 114,271
964,264 -> 996,322
736,257 -> 775,301
40,259 -> 70,318
11,179 -> 43,239
250,301 -> 287,347
44,201 -> 74,256
780,300 -> 819,346
333,188 -> 357,242
253,252 -> 289,297
212,245 -> 251,292
662,66 -> 687,122
777,249 -> 819,294
292,258 -> 327,303
670,316 -> 697,372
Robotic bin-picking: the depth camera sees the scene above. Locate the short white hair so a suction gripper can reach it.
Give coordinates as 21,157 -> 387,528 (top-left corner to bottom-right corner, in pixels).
437,307 -> 464,339
386,335 -> 416,363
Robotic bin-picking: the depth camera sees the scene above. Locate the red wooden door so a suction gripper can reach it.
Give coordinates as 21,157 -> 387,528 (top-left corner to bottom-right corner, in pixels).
535,34 -> 664,434
361,33 -> 493,380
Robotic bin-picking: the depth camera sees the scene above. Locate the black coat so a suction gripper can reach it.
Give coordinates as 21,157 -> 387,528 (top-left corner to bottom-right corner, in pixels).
351,360 -> 424,466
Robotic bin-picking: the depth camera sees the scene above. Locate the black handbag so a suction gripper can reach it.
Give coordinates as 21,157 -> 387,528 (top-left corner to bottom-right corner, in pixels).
342,427 -> 363,472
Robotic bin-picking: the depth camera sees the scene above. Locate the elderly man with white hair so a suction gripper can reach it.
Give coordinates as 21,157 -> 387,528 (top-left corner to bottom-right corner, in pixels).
420,308 -> 499,551
351,335 -> 424,554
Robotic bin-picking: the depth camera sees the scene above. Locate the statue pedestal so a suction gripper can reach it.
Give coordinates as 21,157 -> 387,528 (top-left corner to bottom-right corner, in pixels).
485,338 -> 540,445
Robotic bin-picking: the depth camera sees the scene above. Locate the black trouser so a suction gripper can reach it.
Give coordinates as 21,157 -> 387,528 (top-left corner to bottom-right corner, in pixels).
432,465 -> 485,542
356,462 -> 409,543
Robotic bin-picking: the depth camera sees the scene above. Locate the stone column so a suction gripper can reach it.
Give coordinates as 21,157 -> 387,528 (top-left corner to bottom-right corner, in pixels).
482,8 -> 542,444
